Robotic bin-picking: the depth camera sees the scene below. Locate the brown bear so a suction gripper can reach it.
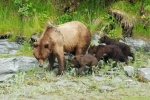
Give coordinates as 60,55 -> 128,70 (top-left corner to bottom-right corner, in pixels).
70,54 -> 98,75
33,21 -> 91,75
88,45 -> 128,64
99,35 -> 134,62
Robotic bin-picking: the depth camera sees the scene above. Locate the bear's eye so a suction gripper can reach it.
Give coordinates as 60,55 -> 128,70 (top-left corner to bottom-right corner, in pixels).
33,42 -> 39,48
44,43 -> 49,48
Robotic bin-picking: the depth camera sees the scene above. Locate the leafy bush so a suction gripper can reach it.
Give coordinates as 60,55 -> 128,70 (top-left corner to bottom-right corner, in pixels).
56,14 -> 72,24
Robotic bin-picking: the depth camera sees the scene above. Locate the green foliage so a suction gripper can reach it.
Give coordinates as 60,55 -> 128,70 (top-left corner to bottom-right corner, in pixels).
145,5 -> 150,11
0,0 -> 150,39
0,0 -> 57,38
70,1 -> 106,33
18,2 -> 35,16
17,41 -> 33,56
14,0 -> 36,17
56,14 -> 72,24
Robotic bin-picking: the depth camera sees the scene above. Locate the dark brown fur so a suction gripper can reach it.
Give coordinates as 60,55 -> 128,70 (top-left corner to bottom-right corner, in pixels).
70,54 -> 98,75
88,45 -> 128,64
99,35 -> 134,62
33,21 -> 91,75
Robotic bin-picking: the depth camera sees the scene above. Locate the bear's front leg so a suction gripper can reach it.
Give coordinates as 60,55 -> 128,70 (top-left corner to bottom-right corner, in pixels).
78,65 -> 86,75
89,67 -> 93,74
56,51 -> 66,76
48,53 -> 55,70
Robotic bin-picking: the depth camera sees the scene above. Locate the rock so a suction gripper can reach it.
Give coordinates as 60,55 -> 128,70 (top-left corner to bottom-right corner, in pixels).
0,56 -> 38,81
123,66 -> 135,77
137,67 -> 150,82
0,74 -> 15,82
120,37 -> 150,52
91,34 -> 101,46
0,39 -> 20,55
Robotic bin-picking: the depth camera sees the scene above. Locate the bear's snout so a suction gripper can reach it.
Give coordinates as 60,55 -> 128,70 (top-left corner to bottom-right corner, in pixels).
39,64 -> 43,68
70,63 -> 75,67
38,59 -> 44,68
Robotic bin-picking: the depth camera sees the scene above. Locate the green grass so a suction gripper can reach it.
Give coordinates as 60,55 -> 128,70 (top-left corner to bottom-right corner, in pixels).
71,1 -> 108,33
16,41 -> 33,56
111,1 -> 141,15
0,2 -> 21,35
0,0 -> 150,40
110,1 -> 150,39
0,0 -> 57,38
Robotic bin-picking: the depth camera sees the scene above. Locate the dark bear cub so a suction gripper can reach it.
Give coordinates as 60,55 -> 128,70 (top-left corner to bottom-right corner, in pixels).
88,45 -> 128,65
70,54 -> 98,75
99,35 -> 134,62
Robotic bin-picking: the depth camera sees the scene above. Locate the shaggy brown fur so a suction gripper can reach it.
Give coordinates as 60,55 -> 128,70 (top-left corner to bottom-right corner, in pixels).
99,35 -> 134,62
88,45 -> 128,64
70,54 -> 98,75
33,21 -> 91,75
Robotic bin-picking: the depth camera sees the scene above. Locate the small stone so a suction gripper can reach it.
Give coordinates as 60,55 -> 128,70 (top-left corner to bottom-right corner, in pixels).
137,67 -> 150,82
123,66 -> 134,77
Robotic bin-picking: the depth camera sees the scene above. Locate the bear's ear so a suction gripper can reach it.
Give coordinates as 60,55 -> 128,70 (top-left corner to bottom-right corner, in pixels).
72,56 -> 76,60
44,43 -> 49,48
103,34 -> 107,40
73,56 -> 76,59
33,42 -> 38,48
46,25 -> 54,30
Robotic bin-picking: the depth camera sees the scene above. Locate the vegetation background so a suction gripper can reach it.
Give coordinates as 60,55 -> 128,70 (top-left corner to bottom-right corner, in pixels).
0,0 -> 150,41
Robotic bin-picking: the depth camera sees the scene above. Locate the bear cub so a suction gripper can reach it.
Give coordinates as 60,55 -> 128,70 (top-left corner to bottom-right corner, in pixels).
70,54 -> 98,75
88,45 -> 128,65
99,35 -> 134,61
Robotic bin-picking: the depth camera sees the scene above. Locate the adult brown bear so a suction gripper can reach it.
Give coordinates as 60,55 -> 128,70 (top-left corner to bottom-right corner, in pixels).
33,21 -> 91,75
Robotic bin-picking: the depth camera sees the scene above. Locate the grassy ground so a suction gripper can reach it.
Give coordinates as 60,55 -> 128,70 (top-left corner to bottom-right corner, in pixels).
0,49 -> 150,100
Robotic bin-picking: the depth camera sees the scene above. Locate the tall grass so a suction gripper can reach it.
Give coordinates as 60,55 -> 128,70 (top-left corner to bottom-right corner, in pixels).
0,0 -> 57,38
71,1 -> 107,33
0,2 -> 21,35
111,1 -> 150,39
0,0 -> 150,39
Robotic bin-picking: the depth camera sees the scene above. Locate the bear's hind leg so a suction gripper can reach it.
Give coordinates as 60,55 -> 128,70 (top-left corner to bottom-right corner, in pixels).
78,66 -> 86,75
129,52 -> 135,62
